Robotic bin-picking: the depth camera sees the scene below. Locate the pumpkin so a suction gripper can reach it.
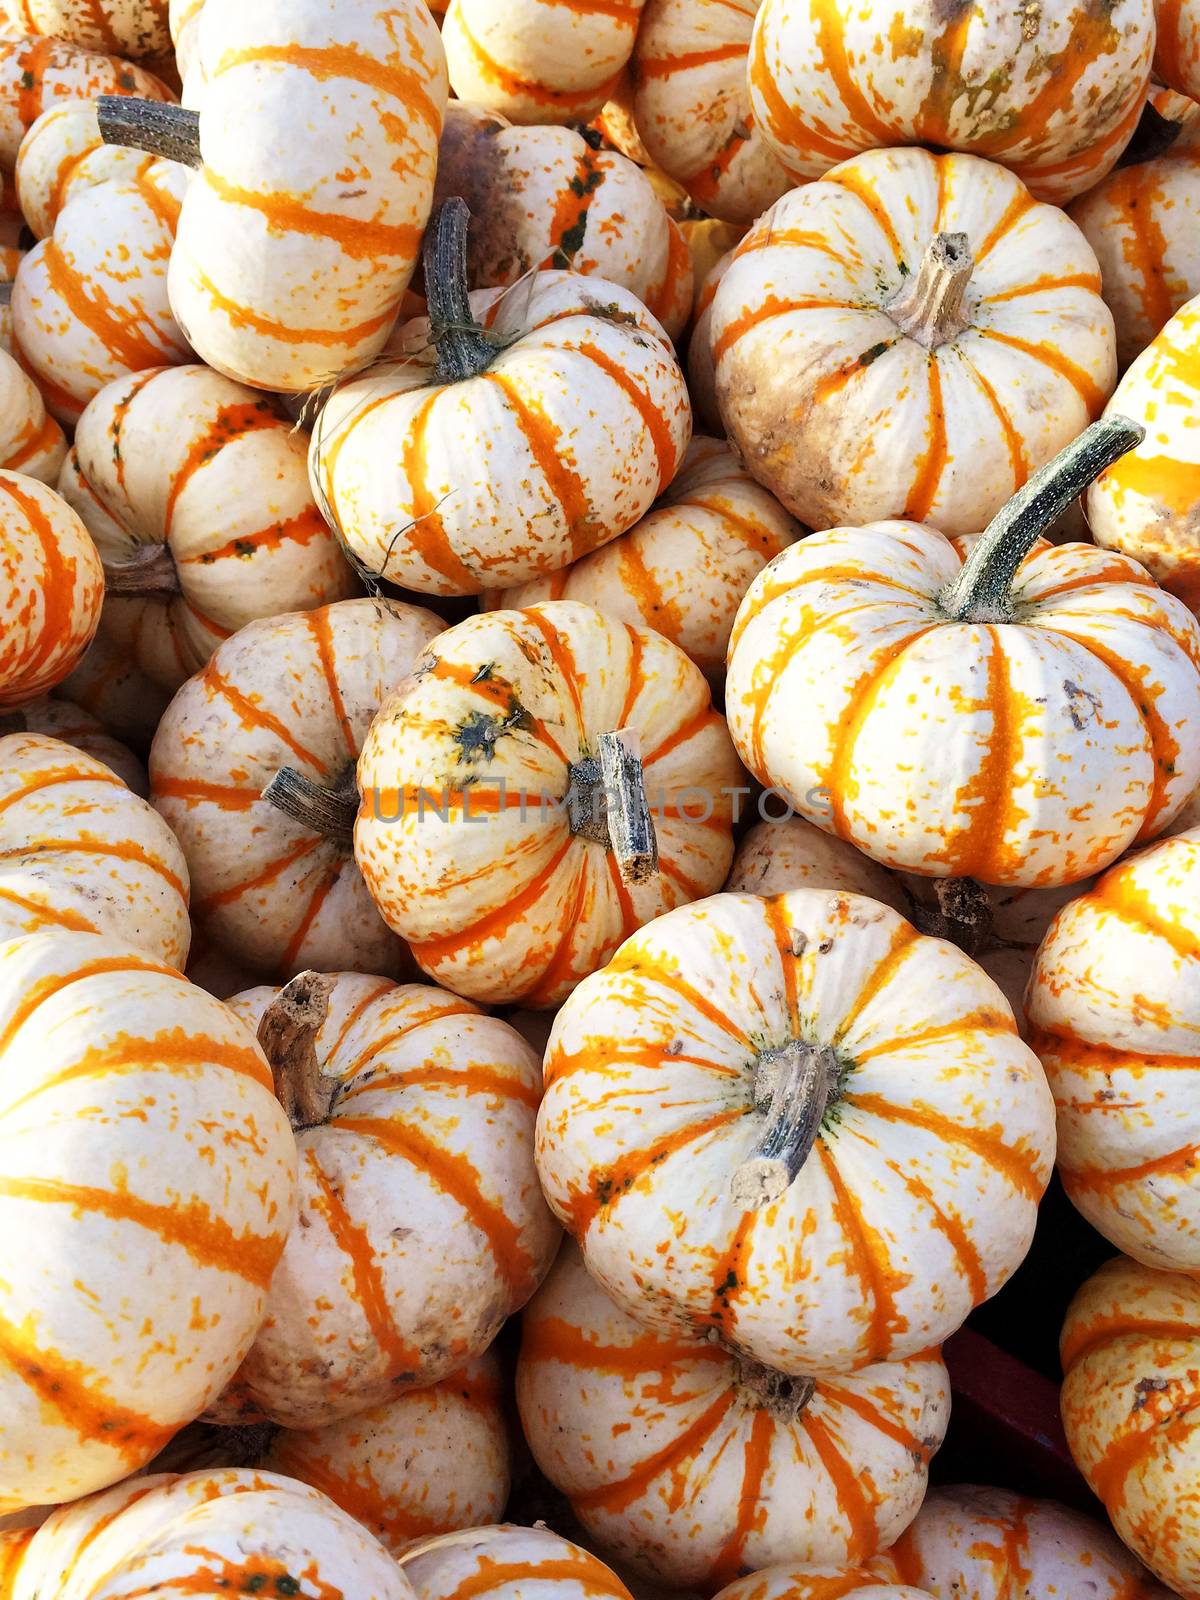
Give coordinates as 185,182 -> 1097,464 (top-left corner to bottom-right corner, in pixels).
96,0 -> 448,393
0,0 -> 170,57
0,1468 -> 416,1597
207,971 -> 557,1429
12,159 -> 190,424
59,364 -> 357,693
724,419 -> 1200,888
870,1483 -> 1173,1598
16,95 -> 159,238
747,0 -> 1153,206
1156,0 -> 1200,100
1,695 -> 145,792
688,245 -> 732,435
536,887 -> 1055,1375
1087,292 -> 1200,610
1060,1254 -> 1200,1599
484,439 -> 801,682
355,599 -> 742,1007
441,0 -> 644,127
433,109 -> 694,340
0,346 -> 64,481
0,732 -> 186,958
0,468 -> 103,709
712,147 -> 1116,533
517,1241 -> 948,1586
0,928 -> 296,1510
728,816 -> 907,910
631,0 -> 791,226
404,1525 -> 634,1600
55,626 -> 170,750
311,204 -> 692,597
150,596 -> 441,981
0,32 -> 168,168
1027,826 -> 1200,1271
714,1573 -> 923,1600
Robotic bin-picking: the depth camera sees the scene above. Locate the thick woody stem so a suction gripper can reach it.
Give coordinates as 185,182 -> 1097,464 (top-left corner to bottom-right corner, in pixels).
150,1419 -> 278,1474
733,1357 -> 816,1423
261,764 -> 358,844
103,542 -> 181,599
731,1040 -> 838,1211
256,970 -> 338,1132
939,416 -> 1146,622
96,95 -> 202,168
423,197 -> 495,384
910,877 -> 995,957
564,728 -> 659,885
886,232 -> 974,348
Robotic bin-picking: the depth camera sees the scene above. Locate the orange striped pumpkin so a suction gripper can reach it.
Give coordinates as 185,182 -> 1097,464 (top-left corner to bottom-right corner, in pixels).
0,1468 -> 416,1597
434,110 -> 694,340
0,346 -> 63,481
1156,0 -> 1200,99
712,147 -> 1116,533
536,888 -> 1055,1375
869,1484 -> 1174,1598
0,732 -> 187,960
354,600 -> 742,1007
0,0 -> 170,57
0,929 -> 296,1511
54,626 -> 169,749
150,596 -> 442,981
631,0 -> 792,225
16,95 -> 159,237
153,0 -> 447,393
713,1572 -> 921,1600
215,972 -> 558,1428
484,438 -> 801,681
1088,294 -> 1200,610
0,32 -> 168,167
311,242 -> 693,596
1027,827 -> 1200,1271
725,425 -> 1200,888
747,0 -> 1153,206
441,0 -> 644,126
2,696 -> 145,792
517,1242 -> 949,1586
404,1525 -> 634,1600
1060,1255 -> 1200,1600
60,364 -> 356,692
0,469 -> 103,709
12,160 -> 190,424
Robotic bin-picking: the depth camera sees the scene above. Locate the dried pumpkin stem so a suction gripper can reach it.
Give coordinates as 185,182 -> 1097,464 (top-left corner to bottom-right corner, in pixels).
103,542 -> 181,599
910,876 -> 995,957
256,970 -> 338,1132
733,1357 -> 816,1422
96,95 -> 202,168
424,196 -> 495,383
261,764 -> 358,844
731,1039 -> 838,1211
150,1419 -> 278,1473
565,728 -> 659,884
886,231 -> 974,348
940,415 -> 1146,623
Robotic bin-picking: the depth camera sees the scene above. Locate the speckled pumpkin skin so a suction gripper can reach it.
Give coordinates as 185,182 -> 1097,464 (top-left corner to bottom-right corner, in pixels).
1061,1255 -> 1200,1600
0,347 -> 63,481
747,0 -> 1153,205
55,627 -> 170,748
712,148 -> 1116,535
1156,0 -> 1200,99
0,931 -> 297,1512
0,0 -> 171,57
0,33 -> 169,168
725,526 -> 1200,887
518,1243 -> 948,1587
714,1572 -> 928,1600
4,696 -> 145,793
404,1524 -> 635,1600
536,889 -> 1055,1375
16,96 -> 163,239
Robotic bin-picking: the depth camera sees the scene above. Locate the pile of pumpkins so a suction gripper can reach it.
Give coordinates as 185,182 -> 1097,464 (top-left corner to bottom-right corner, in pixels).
4,0 -> 1200,1597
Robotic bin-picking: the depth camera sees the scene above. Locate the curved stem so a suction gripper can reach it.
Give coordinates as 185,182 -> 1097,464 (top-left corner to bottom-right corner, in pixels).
256,970 -> 338,1132
731,1040 -> 838,1211
103,543 -> 180,599
909,877 -> 995,957
887,232 -> 973,348
939,415 -> 1145,622
261,764 -> 358,844
564,728 -> 659,885
423,197 -> 495,384
96,96 -> 202,168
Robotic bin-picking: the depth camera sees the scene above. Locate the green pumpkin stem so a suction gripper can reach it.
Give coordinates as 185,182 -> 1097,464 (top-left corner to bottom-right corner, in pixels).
96,95 -> 202,168
424,197 -> 495,384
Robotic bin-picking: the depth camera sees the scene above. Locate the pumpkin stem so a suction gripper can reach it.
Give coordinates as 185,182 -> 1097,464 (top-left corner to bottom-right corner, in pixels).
886,231 -> 974,348
939,415 -> 1145,622
424,197 -> 496,383
103,542 -> 181,599
261,763 -> 358,845
151,1418 -> 278,1474
96,95 -> 202,168
910,876 -> 995,957
731,1039 -> 839,1211
733,1357 -> 816,1422
256,970 -> 339,1132
564,727 -> 659,885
